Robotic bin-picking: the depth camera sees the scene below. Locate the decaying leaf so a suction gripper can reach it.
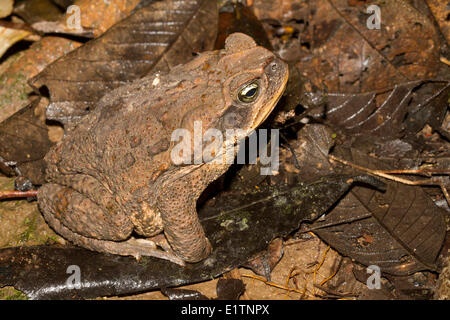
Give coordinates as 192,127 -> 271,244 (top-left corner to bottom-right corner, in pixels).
13,0 -> 64,24
280,123 -> 336,183
279,124 -> 447,275
425,0 -> 450,44
309,80 -> 450,139
0,36 -> 81,124
214,2 -> 272,50
252,0 -> 442,92
311,147 -> 447,276
0,0 -> 146,124
0,34 -> 82,181
30,0 -> 218,129
0,99 -> 52,184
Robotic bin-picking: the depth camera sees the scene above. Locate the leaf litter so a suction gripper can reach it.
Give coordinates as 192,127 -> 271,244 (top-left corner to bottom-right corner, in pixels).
0,0 -> 449,300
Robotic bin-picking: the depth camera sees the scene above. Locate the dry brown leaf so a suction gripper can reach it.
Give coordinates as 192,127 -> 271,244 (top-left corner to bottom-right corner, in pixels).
308,80 -> 450,139
312,147 -> 447,276
62,0 -> 141,37
13,0 -> 64,24
277,124 -> 447,276
252,0 -> 442,93
0,36 -> 81,124
215,2 -> 272,50
426,0 -> 450,44
0,0 -> 144,124
0,98 -> 53,184
14,0 -> 140,37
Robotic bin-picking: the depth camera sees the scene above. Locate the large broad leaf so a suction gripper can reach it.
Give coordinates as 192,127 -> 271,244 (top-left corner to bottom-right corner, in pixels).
0,99 -> 52,184
308,80 -> 450,139
29,0 -> 218,129
279,124 -> 447,276
425,0 -> 450,45
0,36 -> 81,125
252,0 -> 443,93
0,175 -> 376,299
311,147 -> 447,276
214,2 -> 272,50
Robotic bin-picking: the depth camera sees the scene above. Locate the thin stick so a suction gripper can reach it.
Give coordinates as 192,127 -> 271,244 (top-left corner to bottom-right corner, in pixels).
313,284 -> 357,299
320,267 -> 338,286
313,245 -> 331,294
284,266 -> 303,299
378,169 -> 450,175
329,155 -> 450,206
329,155 -> 428,185
0,190 -> 38,200
241,274 -> 307,295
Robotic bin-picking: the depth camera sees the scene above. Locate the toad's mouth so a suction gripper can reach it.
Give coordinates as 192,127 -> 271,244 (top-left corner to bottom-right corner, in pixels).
251,64 -> 289,131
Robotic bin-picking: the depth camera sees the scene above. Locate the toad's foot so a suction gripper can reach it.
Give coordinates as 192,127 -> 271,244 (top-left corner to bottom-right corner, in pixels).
39,196 -> 186,265
54,218 -> 186,266
111,237 -> 186,266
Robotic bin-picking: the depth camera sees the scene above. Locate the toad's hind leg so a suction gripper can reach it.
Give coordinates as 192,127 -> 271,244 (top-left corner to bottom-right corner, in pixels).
38,183 -> 185,265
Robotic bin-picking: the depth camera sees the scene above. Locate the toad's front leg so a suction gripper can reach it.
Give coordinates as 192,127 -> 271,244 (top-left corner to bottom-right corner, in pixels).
156,164 -> 229,263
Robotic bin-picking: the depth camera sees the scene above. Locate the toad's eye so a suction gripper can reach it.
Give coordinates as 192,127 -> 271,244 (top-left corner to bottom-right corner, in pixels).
238,81 -> 260,103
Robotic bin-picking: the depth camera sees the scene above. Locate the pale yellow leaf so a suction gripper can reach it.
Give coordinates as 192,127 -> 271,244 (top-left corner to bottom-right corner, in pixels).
0,26 -> 31,58
0,0 -> 13,18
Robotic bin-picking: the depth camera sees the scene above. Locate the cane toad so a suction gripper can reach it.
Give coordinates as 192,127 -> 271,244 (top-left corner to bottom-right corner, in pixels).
37,33 -> 288,265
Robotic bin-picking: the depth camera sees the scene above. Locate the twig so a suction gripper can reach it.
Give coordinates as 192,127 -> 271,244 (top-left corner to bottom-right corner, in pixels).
312,245 -> 330,295
241,274 -> 307,296
313,284 -> 357,299
378,169 -> 450,176
284,266 -> 309,299
280,132 -> 301,169
328,155 -> 450,206
0,190 -> 38,200
320,266 -> 339,286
